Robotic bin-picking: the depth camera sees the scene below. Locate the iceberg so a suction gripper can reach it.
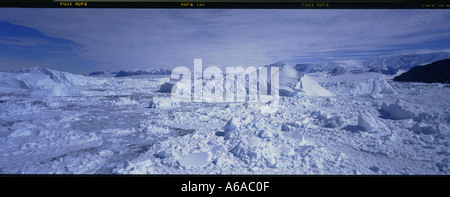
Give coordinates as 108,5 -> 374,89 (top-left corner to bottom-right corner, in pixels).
350,77 -> 396,96
267,62 -> 333,97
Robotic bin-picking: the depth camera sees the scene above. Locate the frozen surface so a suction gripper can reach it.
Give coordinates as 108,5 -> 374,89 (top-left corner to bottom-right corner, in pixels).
0,67 -> 449,175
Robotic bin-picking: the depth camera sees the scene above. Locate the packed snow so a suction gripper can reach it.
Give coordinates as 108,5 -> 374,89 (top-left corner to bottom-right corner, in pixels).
0,66 -> 449,175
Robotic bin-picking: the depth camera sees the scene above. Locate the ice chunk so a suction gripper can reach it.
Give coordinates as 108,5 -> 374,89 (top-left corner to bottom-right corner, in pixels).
219,117 -> 241,140
282,130 -> 307,145
157,82 -> 174,93
358,113 -> 378,133
310,110 -> 321,118
369,166 -> 380,173
281,123 -> 290,131
224,117 -> 240,132
258,130 -> 274,138
178,152 -> 211,168
230,143 -> 247,160
149,97 -> 179,108
350,77 -> 396,96
154,150 -> 169,159
410,123 -> 438,135
318,112 -> 330,121
324,116 -> 345,128
379,100 -> 416,120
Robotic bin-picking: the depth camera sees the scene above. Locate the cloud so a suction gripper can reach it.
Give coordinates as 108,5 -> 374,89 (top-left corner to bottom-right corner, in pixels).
0,8 -> 450,73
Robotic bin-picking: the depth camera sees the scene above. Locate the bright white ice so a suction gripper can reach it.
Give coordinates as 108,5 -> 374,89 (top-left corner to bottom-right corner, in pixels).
0,66 -> 449,175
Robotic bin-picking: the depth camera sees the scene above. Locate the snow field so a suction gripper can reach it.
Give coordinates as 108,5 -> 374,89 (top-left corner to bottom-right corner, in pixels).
0,67 -> 449,174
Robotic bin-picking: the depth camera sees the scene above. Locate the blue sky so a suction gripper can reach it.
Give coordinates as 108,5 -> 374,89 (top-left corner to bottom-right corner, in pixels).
1,9 -> 450,74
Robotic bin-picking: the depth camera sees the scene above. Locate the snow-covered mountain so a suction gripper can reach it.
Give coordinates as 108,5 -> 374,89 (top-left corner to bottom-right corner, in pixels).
294,51 -> 450,76
88,71 -> 107,76
295,60 -> 364,75
363,52 -> 450,71
114,68 -> 172,77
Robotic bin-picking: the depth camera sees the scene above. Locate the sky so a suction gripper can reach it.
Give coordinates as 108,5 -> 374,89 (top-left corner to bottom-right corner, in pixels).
1,8 -> 450,74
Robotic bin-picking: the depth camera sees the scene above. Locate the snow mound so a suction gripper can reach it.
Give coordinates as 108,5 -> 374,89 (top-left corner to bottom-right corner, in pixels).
379,100 -> 416,120
149,97 -> 179,108
350,77 -> 396,96
358,113 -> 378,133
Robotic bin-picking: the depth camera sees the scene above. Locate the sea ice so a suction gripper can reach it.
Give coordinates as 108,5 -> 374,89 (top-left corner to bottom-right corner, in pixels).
1,66 -> 449,175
